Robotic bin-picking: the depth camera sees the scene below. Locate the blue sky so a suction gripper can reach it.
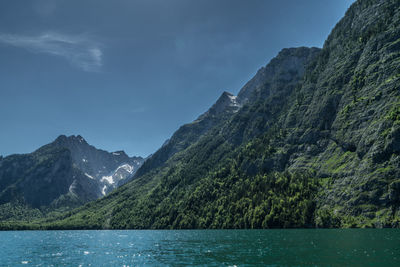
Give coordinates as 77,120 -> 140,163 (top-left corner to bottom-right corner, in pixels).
0,0 -> 355,157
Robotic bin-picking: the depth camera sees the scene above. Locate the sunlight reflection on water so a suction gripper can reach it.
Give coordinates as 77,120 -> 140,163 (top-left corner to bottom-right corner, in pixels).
0,229 -> 399,266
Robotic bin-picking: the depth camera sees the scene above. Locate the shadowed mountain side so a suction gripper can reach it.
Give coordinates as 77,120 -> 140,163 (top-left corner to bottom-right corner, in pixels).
0,135 -> 143,220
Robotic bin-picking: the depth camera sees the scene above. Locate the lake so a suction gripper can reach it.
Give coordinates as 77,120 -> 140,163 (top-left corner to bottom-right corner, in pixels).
0,229 -> 399,266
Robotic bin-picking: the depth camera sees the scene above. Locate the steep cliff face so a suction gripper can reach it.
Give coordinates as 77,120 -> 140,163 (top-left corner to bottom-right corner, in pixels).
237,47 -> 319,104
0,146 -> 98,211
223,47 -> 321,145
274,0 -> 400,225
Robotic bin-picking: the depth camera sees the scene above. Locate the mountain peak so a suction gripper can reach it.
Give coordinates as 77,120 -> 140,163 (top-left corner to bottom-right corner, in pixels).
111,150 -> 128,157
69,134 -> 87,143
55,134 -> 67,141
55,134 -> 88,145
196,91 -> 241,121
221,91 -> 233,97
276,46 -> 321,58
216,91 -> 237,105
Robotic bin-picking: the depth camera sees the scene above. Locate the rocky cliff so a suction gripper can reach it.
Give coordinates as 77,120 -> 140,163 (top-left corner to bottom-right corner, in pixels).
0,135 -> 143,220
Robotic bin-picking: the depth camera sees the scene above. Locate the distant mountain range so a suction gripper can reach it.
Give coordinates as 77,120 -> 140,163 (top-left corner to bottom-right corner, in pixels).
0,135 -> 143,219
1,0 -> 400,229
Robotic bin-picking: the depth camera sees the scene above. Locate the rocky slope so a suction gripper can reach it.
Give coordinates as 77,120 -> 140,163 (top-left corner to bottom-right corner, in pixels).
48,135 -> 143,195
0,135 -> 143,220
134,90 -> 242,178
279,0 -> 400,226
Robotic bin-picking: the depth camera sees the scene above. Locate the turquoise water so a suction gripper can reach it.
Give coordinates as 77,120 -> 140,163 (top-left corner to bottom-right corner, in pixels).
0,229 -> 399,266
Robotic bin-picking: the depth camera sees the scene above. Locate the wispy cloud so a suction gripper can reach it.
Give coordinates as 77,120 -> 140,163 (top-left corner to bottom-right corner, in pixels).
0,32 -> 103,72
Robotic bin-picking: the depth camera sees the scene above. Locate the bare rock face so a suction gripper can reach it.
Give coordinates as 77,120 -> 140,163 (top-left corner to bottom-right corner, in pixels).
50,135 -> 144,195
237,47 -> 321,104
0,135 -> 144,211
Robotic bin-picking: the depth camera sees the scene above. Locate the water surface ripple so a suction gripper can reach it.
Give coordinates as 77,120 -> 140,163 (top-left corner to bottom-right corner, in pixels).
1,229 -> 399,266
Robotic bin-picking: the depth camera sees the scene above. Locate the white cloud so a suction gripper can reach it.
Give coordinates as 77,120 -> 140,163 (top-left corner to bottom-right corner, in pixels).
0,32 -> 103,72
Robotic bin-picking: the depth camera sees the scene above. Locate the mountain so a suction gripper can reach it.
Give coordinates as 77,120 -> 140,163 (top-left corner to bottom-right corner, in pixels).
0,135 -> 143,221
135,90 -> 242,178
3,0 -> 399,229
48,135 -> 143,194
29,47 -> 320,229
134,47 -> 319,178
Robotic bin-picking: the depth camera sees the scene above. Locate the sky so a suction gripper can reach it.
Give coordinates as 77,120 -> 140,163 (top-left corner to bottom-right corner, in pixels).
0,0 -> 355,158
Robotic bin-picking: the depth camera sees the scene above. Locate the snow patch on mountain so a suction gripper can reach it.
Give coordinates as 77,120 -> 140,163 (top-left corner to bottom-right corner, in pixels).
118,164 -> 134,174
99,162 -> 138,195
101,175 -> 114,185
227,94 -> 241,111
85,173 -> 95,179
102,185 -> 107,196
